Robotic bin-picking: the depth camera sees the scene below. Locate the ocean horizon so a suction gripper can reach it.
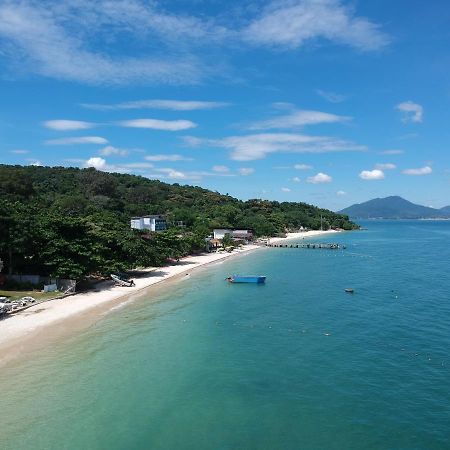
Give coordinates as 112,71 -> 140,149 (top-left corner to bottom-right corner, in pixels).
1,220 -> 449,450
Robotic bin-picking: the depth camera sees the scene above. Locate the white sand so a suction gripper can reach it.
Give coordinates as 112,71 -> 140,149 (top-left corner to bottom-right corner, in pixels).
0,229 -> 340,358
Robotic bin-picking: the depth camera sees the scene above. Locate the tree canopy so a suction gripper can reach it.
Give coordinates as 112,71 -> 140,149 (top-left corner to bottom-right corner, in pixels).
0,164 -> 357,279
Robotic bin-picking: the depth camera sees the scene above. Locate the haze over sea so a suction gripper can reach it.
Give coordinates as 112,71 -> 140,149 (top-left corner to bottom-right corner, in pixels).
1,221 -> 449,450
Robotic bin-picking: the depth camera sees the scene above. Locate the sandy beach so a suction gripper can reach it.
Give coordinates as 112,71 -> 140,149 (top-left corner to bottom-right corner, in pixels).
0,229 -> 340,363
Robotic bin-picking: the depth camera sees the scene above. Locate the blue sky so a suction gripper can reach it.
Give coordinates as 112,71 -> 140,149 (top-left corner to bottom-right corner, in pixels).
1,0 -> 449,210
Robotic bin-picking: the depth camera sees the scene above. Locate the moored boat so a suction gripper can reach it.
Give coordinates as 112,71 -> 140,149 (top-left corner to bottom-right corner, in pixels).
226,275 -> 266,284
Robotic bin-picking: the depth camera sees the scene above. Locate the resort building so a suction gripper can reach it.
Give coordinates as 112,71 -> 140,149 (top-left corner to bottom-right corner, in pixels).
131,215 -> 167,232
212,228 -> 254,242
213,229 -> 233,240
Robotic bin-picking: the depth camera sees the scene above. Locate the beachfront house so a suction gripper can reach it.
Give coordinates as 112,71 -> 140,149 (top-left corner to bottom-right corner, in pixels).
231,229 -> 253,241
212,228 -> 253,243
213,229 -> 233,240
131,215 -> 167,232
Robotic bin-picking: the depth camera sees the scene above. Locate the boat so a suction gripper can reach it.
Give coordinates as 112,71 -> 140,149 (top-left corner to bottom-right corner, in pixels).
344,288 -> 354,293
111,274 -> 135,287
226,275 -> 266,284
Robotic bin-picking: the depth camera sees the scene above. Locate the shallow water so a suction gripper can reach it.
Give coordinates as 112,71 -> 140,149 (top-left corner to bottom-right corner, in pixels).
1,221 -> 449,449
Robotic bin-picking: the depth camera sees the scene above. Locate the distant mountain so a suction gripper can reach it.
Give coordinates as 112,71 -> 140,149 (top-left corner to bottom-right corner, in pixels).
339,196 -> 450,219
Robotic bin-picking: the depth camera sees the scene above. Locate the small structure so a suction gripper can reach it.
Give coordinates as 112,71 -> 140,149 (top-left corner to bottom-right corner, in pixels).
212,228 -> 253,242
213,229 -> 232,240
131,215 -> 167,232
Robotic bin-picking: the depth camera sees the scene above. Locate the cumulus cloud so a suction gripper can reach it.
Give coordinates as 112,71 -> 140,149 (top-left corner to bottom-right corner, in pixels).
44,120 -> 96,130
243,0 -> 389,51
248,108 -> 350,130
119,119 -> 197,131
212,165 -> 230,172
316,90 -> 347,103
359,169 -> 385,180
396,101 -> 423,123
45,136 -> 108,145
185,133 -> 366,161
99,146 -> 128,156
402,166 -> 432,176
86,157 -> 107,170
294,164 -> 312,170
307,172 -> 332,184
145,154 -> 193,161
375,163 -> 396,170
292,176 -> 301,182
28,160 -> 42,166
82,99 -> 229,111
238,167 -> 255,176
336,190 -> 346,196
281,187 -> 291,192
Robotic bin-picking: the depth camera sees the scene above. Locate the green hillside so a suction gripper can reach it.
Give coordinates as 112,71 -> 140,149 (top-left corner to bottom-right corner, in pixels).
0,164 -> 357,279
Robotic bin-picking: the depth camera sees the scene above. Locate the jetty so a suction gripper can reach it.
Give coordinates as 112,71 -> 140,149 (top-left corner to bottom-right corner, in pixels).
265,243 -> 345,250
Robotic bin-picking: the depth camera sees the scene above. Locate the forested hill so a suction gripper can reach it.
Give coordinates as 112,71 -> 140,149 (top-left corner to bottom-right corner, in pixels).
0,164 -> 356,279
339,196 -> 450,219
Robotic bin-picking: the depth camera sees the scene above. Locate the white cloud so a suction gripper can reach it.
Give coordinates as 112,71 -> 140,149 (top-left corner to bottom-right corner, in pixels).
119,119 -> 197,131
82,99 -> 229,111
28,160 -> 42,166
86,157 -> 107,170
10,149 -> 29,154
0,2 -> 209,86
44,120 -> 96,130
375,163 -> 396,170
292,176 -> 301,182
336,190 -> 346,196
307,172 -> 332,184
281,187 -> 291,192
99,146 -> 128,156
294,163 -> 313,170
396,101 -> 423,123
145,154 -> 193,161
243,0 -> 389,51
248,108 -> 350,130
359,169 -> 385,180
212,165 -> 230,172
380,149 -> 404,155
402,166 -> 432,176
185,133 -> 366,161
45,136 -> 108,145
238,167 -> 255,176
316,90 -> 346,103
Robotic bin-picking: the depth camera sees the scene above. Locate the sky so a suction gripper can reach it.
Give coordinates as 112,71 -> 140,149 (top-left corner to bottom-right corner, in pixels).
0,0 -> 449,211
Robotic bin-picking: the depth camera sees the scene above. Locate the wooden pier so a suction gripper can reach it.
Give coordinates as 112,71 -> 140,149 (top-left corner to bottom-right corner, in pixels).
266,243 -> 345,250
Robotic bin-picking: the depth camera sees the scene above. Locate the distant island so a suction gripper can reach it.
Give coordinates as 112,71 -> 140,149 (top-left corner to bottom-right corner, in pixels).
339,196 -> 450,219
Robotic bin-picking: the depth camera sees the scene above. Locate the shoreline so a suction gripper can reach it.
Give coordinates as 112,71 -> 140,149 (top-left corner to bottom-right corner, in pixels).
0,229 -> 340,365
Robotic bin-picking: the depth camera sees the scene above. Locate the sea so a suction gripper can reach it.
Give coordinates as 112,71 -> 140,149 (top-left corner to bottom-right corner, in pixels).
1,220 -> 449,450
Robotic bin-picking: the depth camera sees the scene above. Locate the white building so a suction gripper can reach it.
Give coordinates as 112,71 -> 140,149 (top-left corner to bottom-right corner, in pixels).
131,215 -> 167,232
213,229 -> 232,240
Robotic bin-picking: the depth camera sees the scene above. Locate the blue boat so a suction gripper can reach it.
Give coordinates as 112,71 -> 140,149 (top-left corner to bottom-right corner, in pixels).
226,275 -> 266,284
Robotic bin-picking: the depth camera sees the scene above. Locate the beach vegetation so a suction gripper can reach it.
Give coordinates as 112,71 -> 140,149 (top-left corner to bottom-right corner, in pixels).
0,164 -> 357,279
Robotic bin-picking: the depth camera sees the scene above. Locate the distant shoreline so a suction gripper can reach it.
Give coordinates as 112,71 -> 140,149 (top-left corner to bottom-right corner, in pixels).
0,229 -> 340,366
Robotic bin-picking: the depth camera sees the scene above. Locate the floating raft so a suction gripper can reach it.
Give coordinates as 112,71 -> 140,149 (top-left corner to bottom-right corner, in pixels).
266,243 -> 345,250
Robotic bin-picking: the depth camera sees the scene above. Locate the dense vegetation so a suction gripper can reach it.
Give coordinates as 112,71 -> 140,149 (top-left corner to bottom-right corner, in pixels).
0,164 -> 357,279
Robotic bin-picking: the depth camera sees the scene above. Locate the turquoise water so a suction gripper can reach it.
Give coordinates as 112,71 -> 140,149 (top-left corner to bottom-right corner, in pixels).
1,221 -> 449,449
